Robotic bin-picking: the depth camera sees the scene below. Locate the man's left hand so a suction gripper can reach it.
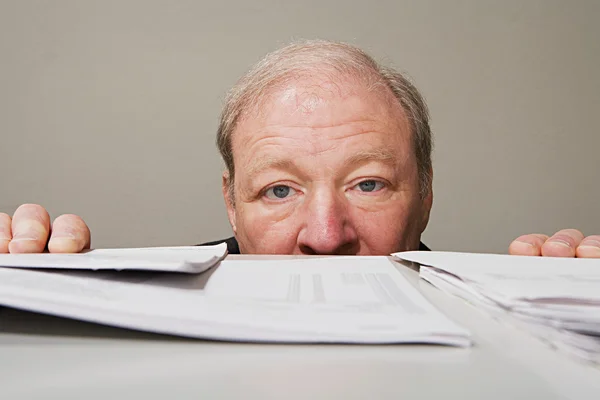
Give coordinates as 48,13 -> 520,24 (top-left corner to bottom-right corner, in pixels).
509,229 -> 600,258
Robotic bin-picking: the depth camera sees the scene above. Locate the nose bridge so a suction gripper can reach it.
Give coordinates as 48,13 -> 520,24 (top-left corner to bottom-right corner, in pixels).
296,184 -> 356,255
305,186 -> 345,234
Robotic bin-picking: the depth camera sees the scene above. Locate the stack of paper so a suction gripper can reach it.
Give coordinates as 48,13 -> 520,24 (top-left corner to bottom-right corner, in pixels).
393,251 -> 600,363
0,244 -> 229,273
0,252 -> 471,347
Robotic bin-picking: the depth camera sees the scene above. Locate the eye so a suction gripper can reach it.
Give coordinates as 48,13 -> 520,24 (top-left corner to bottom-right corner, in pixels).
355,180 -> 385,193
264,185 -> 297,200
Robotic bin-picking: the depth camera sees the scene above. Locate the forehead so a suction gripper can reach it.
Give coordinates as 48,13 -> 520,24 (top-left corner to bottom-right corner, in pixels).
232,73 -> 412,161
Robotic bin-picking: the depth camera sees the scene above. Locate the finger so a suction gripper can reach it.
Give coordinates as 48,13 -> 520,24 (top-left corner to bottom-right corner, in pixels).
0,213 -> 12,253
9,204 -> 51,253
576,235 -> 600,258
508,234 -> 549,256
541,229 -> 584,257
48,214 -> 91,253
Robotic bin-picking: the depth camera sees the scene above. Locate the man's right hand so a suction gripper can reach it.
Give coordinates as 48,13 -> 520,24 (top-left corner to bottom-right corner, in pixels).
0,204 -> 90,254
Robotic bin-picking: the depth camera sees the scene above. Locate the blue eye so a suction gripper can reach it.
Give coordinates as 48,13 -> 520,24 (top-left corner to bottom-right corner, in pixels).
356,180 -> 385,192
265,185 -> 296,200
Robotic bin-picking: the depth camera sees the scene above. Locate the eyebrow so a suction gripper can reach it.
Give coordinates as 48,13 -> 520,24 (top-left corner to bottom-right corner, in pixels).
245,157 -> 300,182
244,148 -> 399,182
342,148 -> 398,168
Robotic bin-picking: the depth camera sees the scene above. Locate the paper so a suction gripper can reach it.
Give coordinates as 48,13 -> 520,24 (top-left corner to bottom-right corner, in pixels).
207,257 -> 432,309
392,251 -> 600,363
393,251 -> 600,313
0,244 -> 228,274
0,256 -> 471,346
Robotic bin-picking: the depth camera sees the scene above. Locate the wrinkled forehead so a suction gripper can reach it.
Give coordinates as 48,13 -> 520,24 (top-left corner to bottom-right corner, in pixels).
228,72 -> 417,189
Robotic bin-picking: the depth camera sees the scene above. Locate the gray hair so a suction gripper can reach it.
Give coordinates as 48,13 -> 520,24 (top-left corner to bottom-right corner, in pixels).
216,39 -> 433,199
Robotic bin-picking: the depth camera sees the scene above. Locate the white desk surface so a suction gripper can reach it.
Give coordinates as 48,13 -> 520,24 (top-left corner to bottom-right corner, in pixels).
0,255 -> 599,399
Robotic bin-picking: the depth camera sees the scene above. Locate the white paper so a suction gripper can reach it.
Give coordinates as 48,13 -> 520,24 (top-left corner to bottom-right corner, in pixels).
392,250 -> 600,363
0,256 -> 471,346
0,244 -> 228,274
203,257 -> 471,345
393,251 -> 600,308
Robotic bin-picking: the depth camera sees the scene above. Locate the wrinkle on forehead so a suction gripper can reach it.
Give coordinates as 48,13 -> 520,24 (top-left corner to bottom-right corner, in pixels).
231,71 -> 413,170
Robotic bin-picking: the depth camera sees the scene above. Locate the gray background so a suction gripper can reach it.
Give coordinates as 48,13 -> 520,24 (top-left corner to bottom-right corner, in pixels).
1,0 -> 598,253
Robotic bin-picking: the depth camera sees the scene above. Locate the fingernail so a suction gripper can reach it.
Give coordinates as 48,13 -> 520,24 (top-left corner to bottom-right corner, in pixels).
510,240 -> 539,256
515,240 -> 534,247
10,235 -> 39,242
577,245 -> 600,258
8,238 -> 44,253
47,237 -> 79,253
579,240 -> 600,254
550,239 -> 571,248
51,233 -> 77,240
12,219 -> 47,241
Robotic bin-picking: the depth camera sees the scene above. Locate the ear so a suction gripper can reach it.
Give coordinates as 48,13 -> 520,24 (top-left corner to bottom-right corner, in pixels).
222,170 -> 237,233
420,168 -> 434,233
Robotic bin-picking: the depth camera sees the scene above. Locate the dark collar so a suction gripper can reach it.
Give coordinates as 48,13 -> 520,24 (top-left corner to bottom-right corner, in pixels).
199,237 -> 430,254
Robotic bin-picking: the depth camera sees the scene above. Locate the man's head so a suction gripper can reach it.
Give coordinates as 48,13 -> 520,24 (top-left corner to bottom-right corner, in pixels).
217,40 -> 433,255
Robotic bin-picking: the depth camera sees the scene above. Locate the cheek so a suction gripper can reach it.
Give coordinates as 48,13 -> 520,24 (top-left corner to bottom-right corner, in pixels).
351,199 -> 422,253
235,204 -> 300,254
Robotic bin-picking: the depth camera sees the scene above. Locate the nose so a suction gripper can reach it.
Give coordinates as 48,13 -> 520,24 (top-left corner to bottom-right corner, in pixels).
297,190 -> 359,255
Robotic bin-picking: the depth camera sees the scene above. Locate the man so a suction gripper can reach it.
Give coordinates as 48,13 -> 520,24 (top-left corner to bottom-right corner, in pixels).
1,40 -> 598,257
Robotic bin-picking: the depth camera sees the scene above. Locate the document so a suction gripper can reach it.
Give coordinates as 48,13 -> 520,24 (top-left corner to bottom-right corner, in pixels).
0,244 -> 228,273
0,256 -> 471,346
392,251 -> 600,363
